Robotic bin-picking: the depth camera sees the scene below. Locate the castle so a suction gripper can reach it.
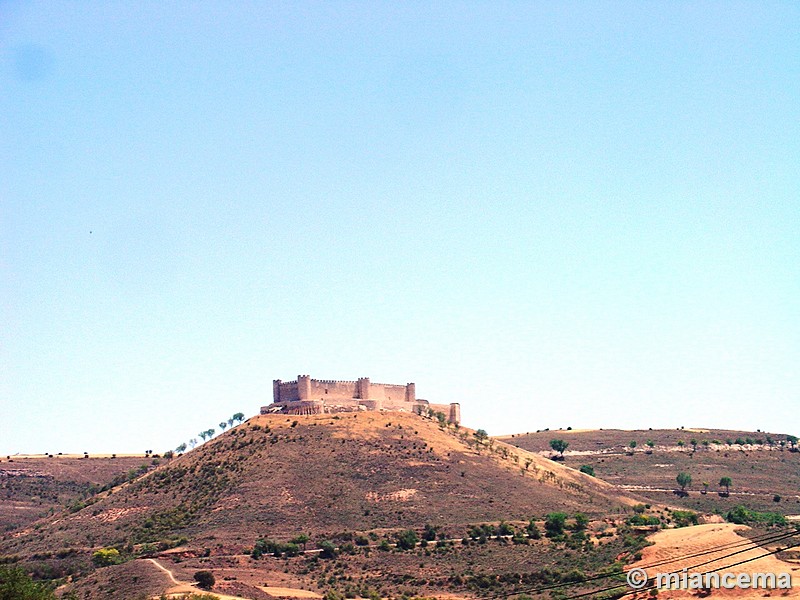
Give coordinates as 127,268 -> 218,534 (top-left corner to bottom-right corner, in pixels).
261,374 -> 460,424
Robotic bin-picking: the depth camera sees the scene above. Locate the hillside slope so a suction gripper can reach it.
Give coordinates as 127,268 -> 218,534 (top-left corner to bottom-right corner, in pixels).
502,428 -> 800,514
2,412 -> 635,557
0,455 -> 158,534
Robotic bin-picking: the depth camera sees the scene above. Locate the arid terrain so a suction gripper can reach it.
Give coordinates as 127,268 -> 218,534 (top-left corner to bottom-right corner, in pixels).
2,415 -> 798,600
502,428 -> 800,514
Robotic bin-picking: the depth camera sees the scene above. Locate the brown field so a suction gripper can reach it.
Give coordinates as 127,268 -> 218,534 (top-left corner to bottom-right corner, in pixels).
629,523 -> 800,598
503,428 -> 800,514
0,455 -> 159,533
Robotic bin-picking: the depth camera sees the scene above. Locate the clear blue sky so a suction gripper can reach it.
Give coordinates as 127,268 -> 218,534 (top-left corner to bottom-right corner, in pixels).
2,1 -> 798,454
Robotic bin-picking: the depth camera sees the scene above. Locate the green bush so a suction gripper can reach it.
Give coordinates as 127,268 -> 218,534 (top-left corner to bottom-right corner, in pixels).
0,565 -> 55,600
193,570 -> 215,590
91,548 -> 122,567
395,529 -> 419,550
545,512 -> 568,538
670,510 -> 699,527
726,506 -> 786,526
319,541 -> 336,559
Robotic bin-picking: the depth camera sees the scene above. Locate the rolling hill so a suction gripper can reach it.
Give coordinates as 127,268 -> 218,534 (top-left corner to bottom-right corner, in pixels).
501,428 -> 800,514
2,412 -> 644,599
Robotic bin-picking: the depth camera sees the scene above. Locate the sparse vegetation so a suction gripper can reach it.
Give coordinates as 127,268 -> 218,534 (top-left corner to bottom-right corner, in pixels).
3,417 -> 798,600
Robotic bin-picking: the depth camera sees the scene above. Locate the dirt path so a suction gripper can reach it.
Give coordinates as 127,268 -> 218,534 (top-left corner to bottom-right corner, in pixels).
258,587 -> 322,598
147,557 -> 322,600
147,558 -> 253,599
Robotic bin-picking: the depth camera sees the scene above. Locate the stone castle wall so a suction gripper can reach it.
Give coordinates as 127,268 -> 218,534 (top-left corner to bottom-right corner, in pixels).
273,376 -> 415,405
264,374 -> 458,423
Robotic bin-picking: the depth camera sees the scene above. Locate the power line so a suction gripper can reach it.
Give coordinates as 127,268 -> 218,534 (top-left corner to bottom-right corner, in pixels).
560,534 -> 800,600
479,527 -> 799,599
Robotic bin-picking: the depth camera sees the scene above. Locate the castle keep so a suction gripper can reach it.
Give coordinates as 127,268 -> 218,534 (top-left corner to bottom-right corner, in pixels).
261,374 -> 460,424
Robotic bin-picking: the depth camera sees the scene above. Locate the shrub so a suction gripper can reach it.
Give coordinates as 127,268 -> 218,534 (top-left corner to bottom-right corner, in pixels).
671,510 -> 699,527
498,521 -> 515,536
573,513 -> 589,531
91,548 -> 122,567
194,570 -> 215,590
726,505 -> 786,526
579,465 -> 594,476
395,529 -> 419,550
319,541 -> 336,559
526,520 -> 541,540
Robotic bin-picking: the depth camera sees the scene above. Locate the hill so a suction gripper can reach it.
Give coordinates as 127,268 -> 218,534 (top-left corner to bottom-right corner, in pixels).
2,412 -> 646,599
501,428 -> 800,514
0,455 -> 161,534
3,413 -> 635,554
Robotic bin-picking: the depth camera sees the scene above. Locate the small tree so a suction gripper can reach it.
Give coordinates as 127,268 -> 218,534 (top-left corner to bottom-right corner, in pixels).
233,412 -> 245,424
219,421 -> 227,432
676,472 -> 692,492
474,429 -> 489,444
719,476 -> 732,496
787,435 -> 798,451
205,428 -> 215,439
175,443 -> 187,454
646,440 -> 655,454
550,439 -> 569,457
291,533 -> 309,551
91,548 -> 122,567
545,512 -> 568,538
188,438 -> 197,449
579,465 -> 595,477
199,431 -> 208,443
194,570 -> 215,590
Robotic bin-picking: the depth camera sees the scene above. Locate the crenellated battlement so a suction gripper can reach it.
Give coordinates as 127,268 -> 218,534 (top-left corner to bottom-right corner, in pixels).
262,374 -> 459,424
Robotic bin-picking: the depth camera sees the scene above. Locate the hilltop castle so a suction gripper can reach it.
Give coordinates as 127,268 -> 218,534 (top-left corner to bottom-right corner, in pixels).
261,374 -> 460,424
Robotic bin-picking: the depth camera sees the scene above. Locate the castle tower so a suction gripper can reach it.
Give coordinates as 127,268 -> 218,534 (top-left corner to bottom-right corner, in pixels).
405,382 -> 416,403
356,377 -> 370,399
297,374 -> 311,400
273,379 -> 282,403
448,403 -> 461,425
